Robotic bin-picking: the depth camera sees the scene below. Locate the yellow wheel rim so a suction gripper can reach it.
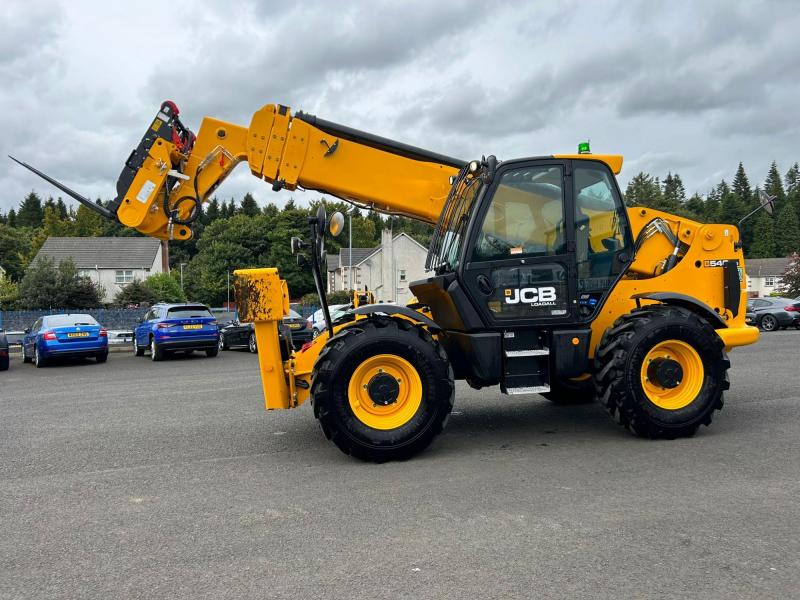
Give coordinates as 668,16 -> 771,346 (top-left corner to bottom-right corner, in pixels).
640,340 -> 704,410
348,354 -> 423,430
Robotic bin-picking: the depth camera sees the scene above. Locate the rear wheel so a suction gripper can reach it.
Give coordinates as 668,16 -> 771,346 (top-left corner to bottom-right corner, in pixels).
206,346 -> 219,358
96,352 -> 108,363
311,318 -> 454,462
760,314 -> 778,332
594,305 -> 729,438
248,332 -> 257,354
150,337 -> 163,362
34,345 -> 47,368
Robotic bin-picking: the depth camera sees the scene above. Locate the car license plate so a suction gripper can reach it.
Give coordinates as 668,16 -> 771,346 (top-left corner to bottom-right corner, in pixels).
67,332 -> 90,338
183,324 -> 202,330
288,323 -> 302,329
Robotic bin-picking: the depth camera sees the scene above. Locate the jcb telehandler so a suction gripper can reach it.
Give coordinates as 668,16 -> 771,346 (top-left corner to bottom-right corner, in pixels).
13,100 -> 762,461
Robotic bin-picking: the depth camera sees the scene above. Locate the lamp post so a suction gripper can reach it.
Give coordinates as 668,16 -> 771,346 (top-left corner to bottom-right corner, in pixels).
179,262 -> 187,291
226,270 -> 231,308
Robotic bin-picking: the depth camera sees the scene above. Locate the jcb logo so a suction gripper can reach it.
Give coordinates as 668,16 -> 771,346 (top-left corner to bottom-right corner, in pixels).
504,287 -> 557,304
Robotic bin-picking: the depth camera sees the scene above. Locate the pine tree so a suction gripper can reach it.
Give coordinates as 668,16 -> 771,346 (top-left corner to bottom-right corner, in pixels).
659,172 -> 685,213
624,172 -> 662,207
6,209 -> 16,228
55,198 -> 69,219
203,197 -> 220,224
748,211 -> 776,258
764,161 -> 786,211
262,202 -> 279,218
17,191 -> 44,228
774,195 -> 800,257
732,163 -> 752,204
239,192 -> 260,217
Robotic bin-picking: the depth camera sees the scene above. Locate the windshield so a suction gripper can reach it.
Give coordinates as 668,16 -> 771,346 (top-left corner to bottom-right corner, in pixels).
46,315 -> 98,327
426,163 -> 484,273
167,306 -> 213,319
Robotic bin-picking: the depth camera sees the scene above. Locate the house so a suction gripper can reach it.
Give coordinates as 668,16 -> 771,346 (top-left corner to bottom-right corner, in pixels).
327,230 -> 428,303
744,257 -> 790,298
32,237 -> 166,303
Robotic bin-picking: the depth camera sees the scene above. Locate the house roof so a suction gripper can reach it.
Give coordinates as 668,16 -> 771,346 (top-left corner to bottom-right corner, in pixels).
745,257 -> 790,278
327,233 -> 426,271
33,237 -> 162,270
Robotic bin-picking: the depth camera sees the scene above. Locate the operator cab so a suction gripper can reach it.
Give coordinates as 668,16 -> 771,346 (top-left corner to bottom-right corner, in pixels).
412,154 -> 634,392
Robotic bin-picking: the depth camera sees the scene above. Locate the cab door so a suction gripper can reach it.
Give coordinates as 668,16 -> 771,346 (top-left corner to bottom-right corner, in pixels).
460,159 -> 577,328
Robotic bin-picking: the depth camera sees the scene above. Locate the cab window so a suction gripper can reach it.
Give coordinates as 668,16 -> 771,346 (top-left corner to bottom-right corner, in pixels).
472,165 -> 565,261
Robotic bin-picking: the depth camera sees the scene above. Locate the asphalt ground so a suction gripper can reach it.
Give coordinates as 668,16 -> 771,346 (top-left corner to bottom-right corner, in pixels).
1,332 -> 798,599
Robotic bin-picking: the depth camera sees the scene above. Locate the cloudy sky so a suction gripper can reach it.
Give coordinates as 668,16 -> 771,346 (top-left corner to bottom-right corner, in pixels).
1,0 -> 799,213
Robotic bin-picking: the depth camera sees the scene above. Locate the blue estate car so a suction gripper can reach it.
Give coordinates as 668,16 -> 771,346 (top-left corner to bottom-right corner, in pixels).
22,314 -> 108,368
133,303 -> 219,361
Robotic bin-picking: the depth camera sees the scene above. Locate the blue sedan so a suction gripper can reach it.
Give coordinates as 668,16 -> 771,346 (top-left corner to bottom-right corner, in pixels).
22,314 -> 108,368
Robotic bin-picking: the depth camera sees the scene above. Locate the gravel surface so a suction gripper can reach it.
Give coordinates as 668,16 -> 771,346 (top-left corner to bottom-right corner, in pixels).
1,333 -> 798,599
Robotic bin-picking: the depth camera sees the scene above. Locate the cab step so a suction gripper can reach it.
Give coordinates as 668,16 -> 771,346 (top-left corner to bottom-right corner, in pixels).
504,385 -> 551,395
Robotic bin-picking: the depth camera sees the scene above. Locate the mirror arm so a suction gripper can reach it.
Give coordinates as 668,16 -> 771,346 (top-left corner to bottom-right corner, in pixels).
307,216 -> 333,338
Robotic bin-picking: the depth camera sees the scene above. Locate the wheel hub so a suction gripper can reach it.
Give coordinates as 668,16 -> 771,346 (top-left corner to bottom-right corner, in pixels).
646,357 -> 683,389
367,373 -> 400,406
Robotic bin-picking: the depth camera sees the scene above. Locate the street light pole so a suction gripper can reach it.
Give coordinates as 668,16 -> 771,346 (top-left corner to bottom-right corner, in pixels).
179,262 -> 186,290
227,270 -> 230,308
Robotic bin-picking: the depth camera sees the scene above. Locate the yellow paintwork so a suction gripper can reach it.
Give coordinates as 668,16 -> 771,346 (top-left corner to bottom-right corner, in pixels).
113,101 -> 759,416
640,340 -> 704,410
554,154 -> 624,174
347,354 -> 423,430
233,268 -> 291,409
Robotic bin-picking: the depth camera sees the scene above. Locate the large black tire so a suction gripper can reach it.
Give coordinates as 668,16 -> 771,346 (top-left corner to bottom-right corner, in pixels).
594,305 -> 729,439
96,352 -> 108,363
311,317 -> 454,462
542,376 -> 595,405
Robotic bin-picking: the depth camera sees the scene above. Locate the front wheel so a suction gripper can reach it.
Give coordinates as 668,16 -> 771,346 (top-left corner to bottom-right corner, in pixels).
133,337 -> 145,357
34,345 -> 47,368
594,305 -> 729,439
311,318 -> 454,462
150,337 -> 163,362
218,335 -> 228,351
248,332 -> 257,354
760,314 -> 778,332
22,346 -> 32,364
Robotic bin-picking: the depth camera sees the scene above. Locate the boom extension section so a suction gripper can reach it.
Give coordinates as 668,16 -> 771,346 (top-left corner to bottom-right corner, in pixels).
107,102 -> 464,240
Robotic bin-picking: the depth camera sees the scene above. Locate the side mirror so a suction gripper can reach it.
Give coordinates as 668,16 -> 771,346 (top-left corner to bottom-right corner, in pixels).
328,211 -> 345,237
758,189 -> 775,215
23,328 -> 30,334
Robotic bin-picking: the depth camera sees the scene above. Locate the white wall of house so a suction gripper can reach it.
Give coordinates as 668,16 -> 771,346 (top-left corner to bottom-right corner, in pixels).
78,245 -> 163,303
328,231 -> 428,303
746,275 -> 782,298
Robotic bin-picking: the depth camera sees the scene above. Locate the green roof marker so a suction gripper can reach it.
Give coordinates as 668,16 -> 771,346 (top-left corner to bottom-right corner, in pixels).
578,141 -> 591,154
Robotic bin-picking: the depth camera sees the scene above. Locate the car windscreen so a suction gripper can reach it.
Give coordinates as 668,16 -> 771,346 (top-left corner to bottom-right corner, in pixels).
287,309 -> 303,320
45,315 -> 98,327
167,307 -> 213,319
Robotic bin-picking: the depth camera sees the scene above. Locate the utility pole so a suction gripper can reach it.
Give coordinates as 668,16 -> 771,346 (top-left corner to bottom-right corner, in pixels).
226,270 -> 231,308
179,262 -> 187,291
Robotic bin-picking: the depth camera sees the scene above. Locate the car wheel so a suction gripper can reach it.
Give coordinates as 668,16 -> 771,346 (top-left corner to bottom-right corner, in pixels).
133,337 -> 145,357
206,346 -> 219,358
312,328 -> 320,339
760,314 -> 778,332
34,345 -> 47,368
248,332 -> 257,354
22,346 -> 32,364
96,352 -> 108,363
150,337 -> 163,361
218,335 -> 228,351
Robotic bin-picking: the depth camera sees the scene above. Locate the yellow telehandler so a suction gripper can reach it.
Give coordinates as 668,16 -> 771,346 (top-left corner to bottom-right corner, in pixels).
13,100 -> 762,461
